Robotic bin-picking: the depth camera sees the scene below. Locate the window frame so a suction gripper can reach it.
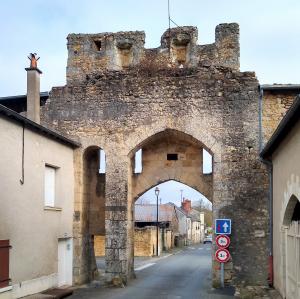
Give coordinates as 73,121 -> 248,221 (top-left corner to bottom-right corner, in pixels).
44,164 -> 59,208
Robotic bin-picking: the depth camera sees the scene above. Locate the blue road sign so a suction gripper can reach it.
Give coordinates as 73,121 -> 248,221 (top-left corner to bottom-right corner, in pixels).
215,219 -> 231,235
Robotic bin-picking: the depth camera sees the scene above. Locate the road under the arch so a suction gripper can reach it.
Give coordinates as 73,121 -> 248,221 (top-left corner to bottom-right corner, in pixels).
70,243 -> 235,299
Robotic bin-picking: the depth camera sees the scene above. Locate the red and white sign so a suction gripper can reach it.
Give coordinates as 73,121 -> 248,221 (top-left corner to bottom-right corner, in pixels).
216,235 -> 230,249
215,248 -> 230,263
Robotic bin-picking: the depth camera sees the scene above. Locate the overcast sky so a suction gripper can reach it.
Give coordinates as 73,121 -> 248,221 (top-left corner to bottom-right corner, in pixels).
136,180 -> 212,209
1,1 -> 299,206
1,0 -> 299,97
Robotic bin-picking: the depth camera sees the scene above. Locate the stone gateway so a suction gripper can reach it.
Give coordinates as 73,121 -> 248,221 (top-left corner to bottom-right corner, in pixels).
38,23 -> 289,288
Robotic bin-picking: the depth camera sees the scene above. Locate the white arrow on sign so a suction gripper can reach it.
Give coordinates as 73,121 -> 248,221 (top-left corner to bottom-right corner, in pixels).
223,222 -> 229,233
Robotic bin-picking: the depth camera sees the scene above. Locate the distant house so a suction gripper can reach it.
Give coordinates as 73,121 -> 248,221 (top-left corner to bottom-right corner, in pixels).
134,204 -> 178,255
180,199 -> 203,244
190,209 -> 204,243
165,203 -> 189,247
135,204 -> 178,230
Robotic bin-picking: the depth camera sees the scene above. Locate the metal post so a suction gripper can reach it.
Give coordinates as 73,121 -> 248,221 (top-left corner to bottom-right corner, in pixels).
168,0 -> 171,57
220,262 -> 224,288
156,193 -> 159,256
155,186 -> 160,257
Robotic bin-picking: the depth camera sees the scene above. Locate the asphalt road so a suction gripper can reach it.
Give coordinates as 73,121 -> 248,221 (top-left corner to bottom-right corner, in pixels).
70,243 -> 235,299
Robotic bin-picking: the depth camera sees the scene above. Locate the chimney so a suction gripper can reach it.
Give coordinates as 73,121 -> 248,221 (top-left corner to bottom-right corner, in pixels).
181,199 -> 192,214
25,53 -> 42,123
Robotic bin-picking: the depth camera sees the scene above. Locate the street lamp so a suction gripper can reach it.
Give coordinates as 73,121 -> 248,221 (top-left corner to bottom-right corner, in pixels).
180,189 -> 183,203
155,186 -> 160,256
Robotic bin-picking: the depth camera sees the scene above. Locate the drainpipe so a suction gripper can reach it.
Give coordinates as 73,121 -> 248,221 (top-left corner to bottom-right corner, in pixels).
263,158 -> 273,287
259,85 -> 273,286
259,86 -> 264,153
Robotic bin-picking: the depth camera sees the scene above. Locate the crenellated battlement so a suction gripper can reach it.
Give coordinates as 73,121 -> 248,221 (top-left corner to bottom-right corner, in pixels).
66,23 -> 240,84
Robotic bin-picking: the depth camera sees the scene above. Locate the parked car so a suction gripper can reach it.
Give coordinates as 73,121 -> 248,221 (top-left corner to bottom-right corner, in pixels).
203,235 -> 212,244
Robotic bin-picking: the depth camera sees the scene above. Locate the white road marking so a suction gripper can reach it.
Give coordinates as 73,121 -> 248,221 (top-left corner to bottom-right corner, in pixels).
161,254 -> 172,259
199,248 -> 204,250
188,247 -> 195,250
134,263 -> 156,271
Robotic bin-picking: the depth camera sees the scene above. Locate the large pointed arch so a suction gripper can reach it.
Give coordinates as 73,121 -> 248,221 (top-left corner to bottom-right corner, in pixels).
128,128 -> 215,158
128,128 -> 214,202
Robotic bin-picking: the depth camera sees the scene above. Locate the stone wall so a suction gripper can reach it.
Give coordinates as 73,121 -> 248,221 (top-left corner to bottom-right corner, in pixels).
66,23 -> 239,84
262,90 -> 298,145
94,227 -> 171,257
40,23 -> 270,287
134,227 -> 158,257
94,235 -> 105,256
163,229 -> 173,251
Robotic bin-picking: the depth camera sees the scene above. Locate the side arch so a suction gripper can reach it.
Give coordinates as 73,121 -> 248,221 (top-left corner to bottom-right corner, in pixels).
283,194 -> 300,226
281,174 -> 300,227
279,175 -> 300,298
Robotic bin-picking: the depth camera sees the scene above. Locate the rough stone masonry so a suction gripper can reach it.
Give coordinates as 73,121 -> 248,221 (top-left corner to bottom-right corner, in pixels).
40,23 -> 271,288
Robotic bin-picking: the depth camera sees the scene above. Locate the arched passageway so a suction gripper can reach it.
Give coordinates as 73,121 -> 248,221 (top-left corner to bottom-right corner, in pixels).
134,180 -> 212,258
128,129 -> 214,279
82,146 -> 106,280
130,129 -> 213,203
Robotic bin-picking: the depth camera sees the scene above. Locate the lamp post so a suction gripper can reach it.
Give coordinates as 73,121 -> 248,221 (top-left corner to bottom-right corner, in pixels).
155,186 -> 160,256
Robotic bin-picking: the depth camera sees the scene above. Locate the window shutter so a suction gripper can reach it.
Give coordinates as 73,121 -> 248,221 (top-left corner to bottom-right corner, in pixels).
0,240 -> 10,288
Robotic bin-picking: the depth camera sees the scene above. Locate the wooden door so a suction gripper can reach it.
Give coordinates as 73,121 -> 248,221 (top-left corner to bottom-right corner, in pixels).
286,221 -> 300,299
0,240 -> 10,288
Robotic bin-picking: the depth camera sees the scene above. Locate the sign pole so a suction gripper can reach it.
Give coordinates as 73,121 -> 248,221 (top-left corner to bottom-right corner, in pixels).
215,219 -> 232,289
220,262 -> 224,288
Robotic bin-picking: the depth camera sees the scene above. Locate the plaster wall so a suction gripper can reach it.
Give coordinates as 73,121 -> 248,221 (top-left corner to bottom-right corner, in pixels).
271,120 -> 300,297
0,117 -> 74,297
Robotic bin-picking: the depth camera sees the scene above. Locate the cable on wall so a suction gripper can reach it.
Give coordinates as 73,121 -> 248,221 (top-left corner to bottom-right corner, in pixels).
20,123 -> 25,185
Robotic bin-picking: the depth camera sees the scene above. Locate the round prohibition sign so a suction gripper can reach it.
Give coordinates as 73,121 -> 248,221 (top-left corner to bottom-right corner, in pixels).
215,248 -> 230,263
216,235 -> 230,249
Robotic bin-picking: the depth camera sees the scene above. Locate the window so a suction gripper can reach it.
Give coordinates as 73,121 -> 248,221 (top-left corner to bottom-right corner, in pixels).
203,149 -> 212,174
44,165 -> 56,207
167,153 -> 178,161
134,149 -> 142,174
94,40 -> 102,51
99,149 -> 106,174
134,149 -> 142,173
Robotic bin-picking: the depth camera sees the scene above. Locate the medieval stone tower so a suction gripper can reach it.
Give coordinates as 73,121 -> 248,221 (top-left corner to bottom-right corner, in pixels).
41,23 -> 270,287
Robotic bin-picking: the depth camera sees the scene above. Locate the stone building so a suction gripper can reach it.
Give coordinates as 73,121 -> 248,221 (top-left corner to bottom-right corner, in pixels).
165,202 -> 189,246
1,22 -> 299,292
180,199 -> 202,244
